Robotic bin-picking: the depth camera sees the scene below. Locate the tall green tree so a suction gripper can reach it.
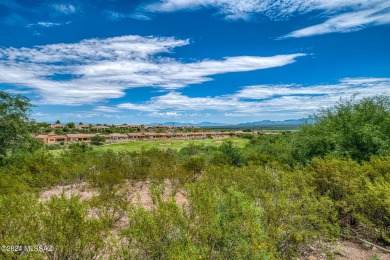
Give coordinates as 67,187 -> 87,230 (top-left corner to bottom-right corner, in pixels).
0,91 -> 42,158
293,95 -> 390,162
66,122 -> 75,128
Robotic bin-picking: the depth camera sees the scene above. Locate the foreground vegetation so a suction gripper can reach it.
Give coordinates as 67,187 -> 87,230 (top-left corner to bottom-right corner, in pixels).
1,91 -> 389,259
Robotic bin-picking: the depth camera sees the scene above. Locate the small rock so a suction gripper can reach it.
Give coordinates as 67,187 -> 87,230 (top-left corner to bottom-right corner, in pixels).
307,256 -> 316,260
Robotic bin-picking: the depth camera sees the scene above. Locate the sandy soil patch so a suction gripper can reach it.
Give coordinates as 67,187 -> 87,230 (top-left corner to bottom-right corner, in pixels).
336,240 -> 389,260
39,182 -> 98,202
301,240 -> 390,260
39,180 -> 187,210
125,180 -> 187,210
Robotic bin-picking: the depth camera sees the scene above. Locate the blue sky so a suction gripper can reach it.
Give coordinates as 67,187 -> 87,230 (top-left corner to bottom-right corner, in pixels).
0,0 -> 389,124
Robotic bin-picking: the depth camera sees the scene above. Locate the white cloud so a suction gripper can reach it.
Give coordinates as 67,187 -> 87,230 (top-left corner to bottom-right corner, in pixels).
105,11 -> 152,21
52,4 -> 77,15
105,11 -> 126,21
94,106 -> 121,113
33,112 -> 50,117
234,78 -> 390,100
144,0 -> 315,20
118,92 -> 238,112
148,111 -> 182,118
283,3 -> 390,38
0,35 -> 303,105
36,21 -> 62,27
144,0 -> 384,19
116,78 -> 390,117
33,111 -> 129,121
146,111 -> 203,118
26,21 -> 70,28
143,0 -> 390,37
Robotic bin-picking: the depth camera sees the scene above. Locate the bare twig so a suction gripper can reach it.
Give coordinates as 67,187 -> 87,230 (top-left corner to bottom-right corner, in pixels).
357,238 -> 390,253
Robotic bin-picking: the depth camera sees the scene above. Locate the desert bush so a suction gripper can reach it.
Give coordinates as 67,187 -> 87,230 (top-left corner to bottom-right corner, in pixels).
0,194 -> 41,260
293,95 -> 390,163
91,135 -> 105,146
120,185 -> 197,259
39,194 -> 107,260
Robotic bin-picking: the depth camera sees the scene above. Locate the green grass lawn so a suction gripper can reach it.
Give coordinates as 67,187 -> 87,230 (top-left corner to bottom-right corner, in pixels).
94,137 -> 249,152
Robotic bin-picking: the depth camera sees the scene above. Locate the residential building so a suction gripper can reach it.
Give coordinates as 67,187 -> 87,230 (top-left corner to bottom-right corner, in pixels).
50,123 -> 66,129
66,134 -> 97,142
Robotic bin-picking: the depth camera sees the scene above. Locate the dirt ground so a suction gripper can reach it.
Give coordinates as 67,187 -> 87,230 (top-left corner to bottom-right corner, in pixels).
301,240 -> 390,260
39,182 -> 98,201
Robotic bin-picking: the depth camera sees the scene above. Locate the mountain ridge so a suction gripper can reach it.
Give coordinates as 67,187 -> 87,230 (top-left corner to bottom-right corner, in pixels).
149,119 -> 310,127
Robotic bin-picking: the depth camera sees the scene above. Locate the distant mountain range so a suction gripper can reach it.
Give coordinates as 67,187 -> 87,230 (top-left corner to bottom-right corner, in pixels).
150,119 -> 312,127
149,121 -> 228,127
235,118 -> 312,126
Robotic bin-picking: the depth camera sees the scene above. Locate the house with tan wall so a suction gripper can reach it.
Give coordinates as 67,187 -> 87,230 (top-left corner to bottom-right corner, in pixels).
93,125 -> 110,130
127,133 -> 147,140
36,134 -> 68,144
50,123 -> 66,129
66,134 -> 97,142
75,125 -> 90,130
105,133 -> 128,142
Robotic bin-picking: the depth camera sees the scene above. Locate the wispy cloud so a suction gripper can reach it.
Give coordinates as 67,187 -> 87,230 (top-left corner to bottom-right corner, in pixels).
1,1 -> 79,28
51,3 -> 78,15
105,11 -> 126,21
26,21 -> 71,28
116,78 -> 390,118
94,106 -> 121,113
33,111 -> 128,121
234,78 -> 390,100
144,0 -> 314,20
0,35 -> 304,105
105,10 -> 152,21
283,2 -> 390,38
0,0 -> 24,10
148,111 -> 182,118
2,13 -> 29,26
143,0 -> 390,37
146,111 -> 202,118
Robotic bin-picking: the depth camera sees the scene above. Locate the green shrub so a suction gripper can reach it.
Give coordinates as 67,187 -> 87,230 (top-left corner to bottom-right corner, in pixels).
293,95 -> 390,163
68,142 -> 93,153
120,185 -> 198,259
91,135 -> 105,145
39,194 -> 107,260
0,194 -> 41,259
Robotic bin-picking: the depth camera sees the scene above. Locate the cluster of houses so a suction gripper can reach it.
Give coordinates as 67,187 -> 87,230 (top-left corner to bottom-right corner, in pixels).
38,123 -> 279,145
36,131 -> 234,144
50,123 -> 199,131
